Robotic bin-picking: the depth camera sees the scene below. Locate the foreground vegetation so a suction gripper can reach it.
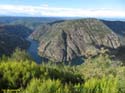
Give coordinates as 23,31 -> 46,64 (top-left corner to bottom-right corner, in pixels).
0,48 -> 125,93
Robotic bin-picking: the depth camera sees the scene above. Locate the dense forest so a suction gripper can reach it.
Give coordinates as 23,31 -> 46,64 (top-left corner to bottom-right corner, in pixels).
0,48 -> 125,93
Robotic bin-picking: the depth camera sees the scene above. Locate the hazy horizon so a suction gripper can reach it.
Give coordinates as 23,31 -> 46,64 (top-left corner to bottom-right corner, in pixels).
0,0 -> 124,18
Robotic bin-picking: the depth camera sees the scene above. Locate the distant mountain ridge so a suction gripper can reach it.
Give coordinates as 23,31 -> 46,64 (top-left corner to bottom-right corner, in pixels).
0,17 -> 68,30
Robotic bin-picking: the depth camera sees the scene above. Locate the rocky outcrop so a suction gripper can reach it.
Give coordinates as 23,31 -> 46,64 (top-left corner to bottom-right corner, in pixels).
32,18 -> 121,62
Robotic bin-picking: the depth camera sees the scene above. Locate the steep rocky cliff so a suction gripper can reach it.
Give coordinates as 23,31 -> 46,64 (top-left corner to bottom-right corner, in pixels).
31,18 -> 121,62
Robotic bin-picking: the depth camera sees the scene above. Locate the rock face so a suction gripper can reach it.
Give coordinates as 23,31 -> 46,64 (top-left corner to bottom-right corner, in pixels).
31,18 -> 121,62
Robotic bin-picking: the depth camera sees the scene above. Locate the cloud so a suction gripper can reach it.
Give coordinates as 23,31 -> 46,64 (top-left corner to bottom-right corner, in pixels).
41,4 -> 49,7
0,4 -> 125,18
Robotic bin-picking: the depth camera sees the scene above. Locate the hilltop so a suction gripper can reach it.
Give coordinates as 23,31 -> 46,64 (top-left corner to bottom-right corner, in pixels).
31,18 -> 121,63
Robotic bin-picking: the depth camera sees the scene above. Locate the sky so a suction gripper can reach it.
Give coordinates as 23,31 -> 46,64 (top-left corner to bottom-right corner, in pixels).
0,0 -> 125,18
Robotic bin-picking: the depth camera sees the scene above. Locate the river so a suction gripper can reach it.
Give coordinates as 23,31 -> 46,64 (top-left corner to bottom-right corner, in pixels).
27,38 -> 42,64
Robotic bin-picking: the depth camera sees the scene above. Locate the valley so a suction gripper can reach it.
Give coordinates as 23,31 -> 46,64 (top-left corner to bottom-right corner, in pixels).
26,38 -> 42,64
0,0 -> 125,92
0,17 -> 125,93
0,17 -> 125,63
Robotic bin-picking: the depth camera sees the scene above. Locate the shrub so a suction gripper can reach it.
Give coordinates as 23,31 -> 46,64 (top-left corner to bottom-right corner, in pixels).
10,48 -> 31,62
83,75 -> 118,93
24,79 -> 71,93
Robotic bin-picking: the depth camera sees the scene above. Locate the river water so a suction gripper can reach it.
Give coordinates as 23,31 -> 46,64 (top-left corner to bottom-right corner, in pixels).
27,38 -> 42,64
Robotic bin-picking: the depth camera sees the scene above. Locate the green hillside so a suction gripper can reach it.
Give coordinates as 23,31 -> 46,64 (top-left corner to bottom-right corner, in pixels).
0,49 -> 125,93
0,25 -> 32,56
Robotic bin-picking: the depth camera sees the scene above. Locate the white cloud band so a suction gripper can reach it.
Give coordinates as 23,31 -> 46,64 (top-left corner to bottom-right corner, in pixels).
0,4 -> 125,18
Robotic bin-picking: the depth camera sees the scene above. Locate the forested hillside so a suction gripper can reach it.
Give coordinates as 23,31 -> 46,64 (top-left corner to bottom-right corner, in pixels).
0,48 -> 125,93
0,25 -> 32,56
